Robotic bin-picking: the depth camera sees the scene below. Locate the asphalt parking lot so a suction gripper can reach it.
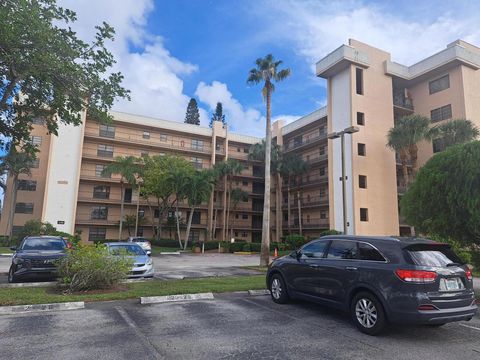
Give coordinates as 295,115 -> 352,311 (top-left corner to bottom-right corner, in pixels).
1,292 -> 479,360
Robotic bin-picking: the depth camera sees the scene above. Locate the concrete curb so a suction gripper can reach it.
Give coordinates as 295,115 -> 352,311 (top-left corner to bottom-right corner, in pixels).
140,292 -> 214,304
0,281 -> 55,288
0,301 -> 84,315
0,253 -> 12,257
248,289 -> 270,296
160,252 -> 181,255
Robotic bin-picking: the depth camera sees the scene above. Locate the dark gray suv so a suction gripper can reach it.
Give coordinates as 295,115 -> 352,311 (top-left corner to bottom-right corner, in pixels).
266,236 -> 477,335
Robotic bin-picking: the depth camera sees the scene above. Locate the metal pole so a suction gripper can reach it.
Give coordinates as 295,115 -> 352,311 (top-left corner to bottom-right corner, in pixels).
135,184 -> 141,237
340,132 -> 347,235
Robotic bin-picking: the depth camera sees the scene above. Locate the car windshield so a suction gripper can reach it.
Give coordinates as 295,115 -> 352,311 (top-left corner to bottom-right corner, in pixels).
405,244 -> 464,267
109,244 -> 145,256
21,238 -> 65,251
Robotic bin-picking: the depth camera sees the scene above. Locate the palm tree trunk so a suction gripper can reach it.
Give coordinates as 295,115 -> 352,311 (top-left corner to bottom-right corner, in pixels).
276,172 -> 282,242
226,184 -> 231,241
118,181 -> 125,241
297,190 -> 302,236
287,180 -> 292,235
409,144 -> 419,181
222,177 -> 227,241
213,208 -> 218,240
175,198 -> 182,248
260,87 -> 272,266
7,174 -> 18,244
183,206 -> 195,250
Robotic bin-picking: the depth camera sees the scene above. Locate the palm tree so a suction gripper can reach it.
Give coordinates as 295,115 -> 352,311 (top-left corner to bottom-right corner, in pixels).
0,147 -> 36,242
247,54 -> 291,266
431,119 -> 479,148
229,187 -> 249,240
224,159 -> 244,241
387,115 -> 432,185
280,153 -> 309,235
183,171 -> 213,250
102,156 -> 142,240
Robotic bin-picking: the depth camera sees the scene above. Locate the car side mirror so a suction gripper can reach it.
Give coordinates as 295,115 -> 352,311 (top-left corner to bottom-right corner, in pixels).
146,250 -> 152,257
292,250 -> 302,260
10,246 -> 16,251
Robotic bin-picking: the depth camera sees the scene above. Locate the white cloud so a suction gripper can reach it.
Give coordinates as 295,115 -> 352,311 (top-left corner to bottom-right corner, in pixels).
195,81 -> 265,136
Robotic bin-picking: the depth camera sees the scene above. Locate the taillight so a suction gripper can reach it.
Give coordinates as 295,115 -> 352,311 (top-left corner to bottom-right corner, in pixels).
465,269 -> 473,281
396,269 -> 437,283
66,242 -> 73,249
418,304 -> 438,311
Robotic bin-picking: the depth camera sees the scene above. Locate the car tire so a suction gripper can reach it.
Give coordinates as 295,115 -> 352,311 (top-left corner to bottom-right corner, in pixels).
7,266 -> 17,284
351,291 -> 386,335
269,273 -> 289,304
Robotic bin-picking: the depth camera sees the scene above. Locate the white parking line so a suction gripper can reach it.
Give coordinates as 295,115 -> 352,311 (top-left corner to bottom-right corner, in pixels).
458,323 -> 480,331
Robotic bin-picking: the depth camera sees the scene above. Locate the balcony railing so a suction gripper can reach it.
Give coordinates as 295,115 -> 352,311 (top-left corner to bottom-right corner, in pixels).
393,93 -> 414,110
284,133 -> 328,151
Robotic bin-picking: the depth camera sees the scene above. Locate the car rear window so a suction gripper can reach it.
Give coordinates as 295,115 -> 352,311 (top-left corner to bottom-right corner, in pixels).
326,240 -> 357,259
404,244 -> 464,267
22,238 -> 65,251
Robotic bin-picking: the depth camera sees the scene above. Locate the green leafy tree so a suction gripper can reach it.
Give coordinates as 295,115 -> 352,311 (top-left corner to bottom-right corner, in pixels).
247,54 -> 291,266
0,0 -> 129,153
122,214 -> 146,237
102,156 -> 142,240
209,102 -> 226,127
400,141 -> 480,245
431,119 -> 479,148
184,98 -> 200,125
0,147 -> 36,242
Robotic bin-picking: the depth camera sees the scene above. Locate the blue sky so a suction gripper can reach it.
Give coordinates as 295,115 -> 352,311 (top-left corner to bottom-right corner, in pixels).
58,0 -> 480,136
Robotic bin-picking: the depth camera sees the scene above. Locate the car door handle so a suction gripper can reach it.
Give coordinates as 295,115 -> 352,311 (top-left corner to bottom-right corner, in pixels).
345,266 -> 358,271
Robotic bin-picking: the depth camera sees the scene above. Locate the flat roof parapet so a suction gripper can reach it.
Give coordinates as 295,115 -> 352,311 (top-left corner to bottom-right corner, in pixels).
316,44 -> 370,78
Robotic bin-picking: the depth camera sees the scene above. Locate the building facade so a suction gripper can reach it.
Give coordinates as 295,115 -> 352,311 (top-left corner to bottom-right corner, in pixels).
2,39 -> 480,242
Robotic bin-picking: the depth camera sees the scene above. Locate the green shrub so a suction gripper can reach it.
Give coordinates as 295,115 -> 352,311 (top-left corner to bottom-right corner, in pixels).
229,241 -> 246,252
319,229 -> 342,237
57,244 -> 133,292
470,251 -> 480,273
285,235 -> 305,249
248,243 -> 262,252
150,238 -> 181,248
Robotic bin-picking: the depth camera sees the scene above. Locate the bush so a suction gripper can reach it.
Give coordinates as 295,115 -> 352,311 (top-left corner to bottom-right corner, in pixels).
229,241 -> 246,252
150,238 -> 181,248
285,235 -> 306,250
319,229 -> 342,237
11,219 -> 80,245
57,244 -> 133,292
247,243 -> 262,252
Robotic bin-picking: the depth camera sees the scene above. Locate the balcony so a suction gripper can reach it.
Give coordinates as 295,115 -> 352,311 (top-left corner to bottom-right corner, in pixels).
288,218 -> 329,229
393,93 -> 414,111
284,196 -> 329,209
284,133 -> 328,152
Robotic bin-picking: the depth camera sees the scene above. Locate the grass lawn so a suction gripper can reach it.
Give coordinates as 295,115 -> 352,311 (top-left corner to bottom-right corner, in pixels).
0,246 -> 12,254
0,275 -> 267,306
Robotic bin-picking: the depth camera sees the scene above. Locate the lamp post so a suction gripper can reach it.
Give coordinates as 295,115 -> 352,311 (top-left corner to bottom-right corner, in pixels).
327,126 -> 360,234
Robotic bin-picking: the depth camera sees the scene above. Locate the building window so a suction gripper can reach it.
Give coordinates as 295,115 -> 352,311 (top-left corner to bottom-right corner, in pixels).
242,181 -> 248,186
31,159 -> 40,168
191,139 -> 204,151
360,208 -> 369,222
89,227 -> 106,242
293,136 -> 302,147
188,231 -> 200,243
97,144 -> 114,158
359,175 -> 367,189
91,206 -> 108,220
429,74 -> 450,95
242,214 -> 248,220
433,138 -> 446,153
32,117 -> 45,125
30,136 -> 42,146
320,211 -> 328,219
187,211 -> 201,225
241,231 -> 247,237
243,148 -> 249,153
99,124 -> 115,138
319,168 -> 325,176
319,126 -> 327,135
357,112 -> 365,126
235,214 -> 239,219
191,157 -> 203,170
143,131 -> 150,139
356,68 -> 364,95
319,147 -> 325,156
235,231 -> 239,237
431,104 -> 452,123
237,147 -> 241,152
160,134 -> 167,142
93,186 -> 110,199
319,189 -> 326,198
358,143 -> 366,156
154,209 -> 160,218
15,202 -> 34,214
18,180 -> 37,191
95,164 -> 110,178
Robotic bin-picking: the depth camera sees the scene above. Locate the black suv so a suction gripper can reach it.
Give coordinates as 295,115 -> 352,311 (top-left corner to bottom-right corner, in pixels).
266,236 -> 477,335
8,236 -> 68,283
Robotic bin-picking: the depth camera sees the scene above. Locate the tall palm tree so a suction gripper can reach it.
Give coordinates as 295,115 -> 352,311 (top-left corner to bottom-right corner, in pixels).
102,156 -> 142,240
224,159 -> 244,241
431,119 -> 479,148
387,114 -> 431,185
247,54 -> 290,266
183,171 -> 213,250
0,147 -> 35,243
229,187 -> 249,239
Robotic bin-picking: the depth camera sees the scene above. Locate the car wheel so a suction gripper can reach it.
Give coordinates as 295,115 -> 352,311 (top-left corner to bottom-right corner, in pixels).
269,274 -> 289,304
351,291 -> 386,335
7,266 -> 17,283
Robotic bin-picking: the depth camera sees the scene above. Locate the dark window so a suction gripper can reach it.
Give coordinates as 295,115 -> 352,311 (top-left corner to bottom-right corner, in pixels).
188,230 -> 199,243
431,104 -> 452,123
319,146 -> 325,155
30,136 -> 42,146
242,214 -> 248,220
91,206 -> 108,220
154,209 -> 160,218
429,74 -> 450,95
188,211 -> 201,225
356,68 -> 364,95
319,167 -> 325,176
124,188 -> 132,203
433,138 -> 446,153
143,131 -> 150,139
358,143 -> 366,156
357,112 -> 365,126
301,241 -> 329,258
191,157 -> 203,170
243,148 -> 249,153
99,124 -> 115,138
15,202 -> 34,214
293,136 -> 302,147
89,227 -> 106,241
326,240 -> 358,259
235,214 -> 239,219
97,144 -> 114,157
405,244 -> 463,267
32,117 -> 45,125
31,159 -> 40,168
95,164 -> 110,178
358,242 -> 386,261
160,134 -> 167,142
93,186 -> 110,199
242,181 -> 248,186
138,209 -> 145,219
360,208 -> 369,222
191,139 -> 204,151
18,180 -> 37,191
320,211 -> 327,220
359,175 -> 367,189
237,147 -> 241,152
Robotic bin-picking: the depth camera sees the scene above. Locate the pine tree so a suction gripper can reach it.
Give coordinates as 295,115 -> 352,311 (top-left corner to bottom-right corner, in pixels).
209,102 -> 226,128
184,98 -> 200,125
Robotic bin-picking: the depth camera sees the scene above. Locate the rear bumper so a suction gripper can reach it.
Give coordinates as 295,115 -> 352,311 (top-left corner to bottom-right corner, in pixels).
389,304 -> 478,324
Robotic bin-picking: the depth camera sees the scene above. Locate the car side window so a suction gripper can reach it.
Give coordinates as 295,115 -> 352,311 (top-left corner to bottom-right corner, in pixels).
326,240 -> 358,259
358,242 -> 386,262
301,241 -> 328,259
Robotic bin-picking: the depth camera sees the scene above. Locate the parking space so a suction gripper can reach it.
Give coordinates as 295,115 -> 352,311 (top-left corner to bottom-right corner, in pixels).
0,293 -> 479,360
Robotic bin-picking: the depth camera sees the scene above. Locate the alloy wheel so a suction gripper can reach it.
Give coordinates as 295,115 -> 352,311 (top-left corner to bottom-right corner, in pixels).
271,278 -> 282,300
355,298 -> 378,329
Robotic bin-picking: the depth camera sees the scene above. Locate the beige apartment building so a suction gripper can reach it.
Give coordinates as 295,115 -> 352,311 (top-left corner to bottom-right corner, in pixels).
2,38 -> 480,242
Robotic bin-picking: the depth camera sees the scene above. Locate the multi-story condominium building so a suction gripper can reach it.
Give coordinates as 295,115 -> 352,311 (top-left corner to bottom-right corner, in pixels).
1,38 -> 480,242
